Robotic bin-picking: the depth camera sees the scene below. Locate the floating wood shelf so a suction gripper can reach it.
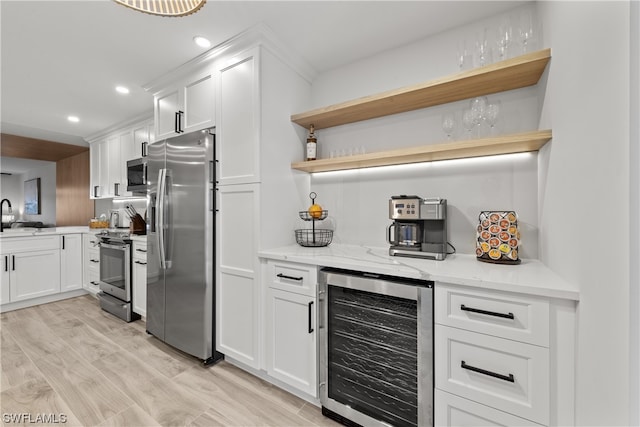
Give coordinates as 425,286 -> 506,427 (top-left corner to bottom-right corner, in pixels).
291,130 -> 552,173
291,49 -> 551,130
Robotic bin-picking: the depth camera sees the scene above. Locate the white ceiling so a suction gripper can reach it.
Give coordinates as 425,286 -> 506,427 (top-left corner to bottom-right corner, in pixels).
1,0 -> 523,147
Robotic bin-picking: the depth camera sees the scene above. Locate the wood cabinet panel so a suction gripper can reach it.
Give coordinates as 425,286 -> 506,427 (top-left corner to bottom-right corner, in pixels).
56,151 -> 93,226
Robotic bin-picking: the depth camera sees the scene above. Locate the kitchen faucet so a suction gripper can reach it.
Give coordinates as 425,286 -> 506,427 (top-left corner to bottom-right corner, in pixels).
1,199 -> 12,232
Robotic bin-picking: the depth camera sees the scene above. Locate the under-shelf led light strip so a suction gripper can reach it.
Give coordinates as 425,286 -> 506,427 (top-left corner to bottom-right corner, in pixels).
311,152 -> 535,178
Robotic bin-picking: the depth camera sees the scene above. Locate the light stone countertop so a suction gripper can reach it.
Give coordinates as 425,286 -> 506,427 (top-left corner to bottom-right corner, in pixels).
259,244 -> 580,301
0,226 -> 91,238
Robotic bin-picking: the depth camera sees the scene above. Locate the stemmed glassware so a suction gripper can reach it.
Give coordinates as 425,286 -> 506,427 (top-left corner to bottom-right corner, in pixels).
518,11 -> 537,54
442,113 -> 455,140
474,29 -> 492,67
462,109 -> 476,139
485,101 -> 501,135
496,18 -> 513,61
457,39 -> 472,71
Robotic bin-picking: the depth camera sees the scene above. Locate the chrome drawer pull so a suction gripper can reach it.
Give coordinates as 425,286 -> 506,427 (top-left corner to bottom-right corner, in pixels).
461,360 -> 515,383
276,273 -> 303,281
460,304 -> 514,319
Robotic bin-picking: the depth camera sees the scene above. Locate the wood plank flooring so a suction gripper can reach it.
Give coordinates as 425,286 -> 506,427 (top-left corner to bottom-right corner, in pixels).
0,295 -> 339,427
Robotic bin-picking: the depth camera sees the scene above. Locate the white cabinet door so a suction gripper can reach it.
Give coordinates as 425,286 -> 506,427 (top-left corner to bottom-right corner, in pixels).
60,234 -> 82,292
266,288 -> 317,397
154,68 -> 215,140
182,72 -> 215,133
216,183 -> 260,368
132,241 -> 147,317
0,254 -> 10,304
133,122 -> 153,157
107,135 -> 120,198
10,249 -> 61,302
155,88 -> 180,140
89,143 -> 101,198
217,50 -> 259,185
118,130 -> 134,197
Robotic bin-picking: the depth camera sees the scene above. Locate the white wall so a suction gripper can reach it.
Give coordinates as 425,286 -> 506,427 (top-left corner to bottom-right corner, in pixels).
307,3 -> 542,257
537,1 -> 631,425
629,1 -> 639,424
0,159 -> 56,226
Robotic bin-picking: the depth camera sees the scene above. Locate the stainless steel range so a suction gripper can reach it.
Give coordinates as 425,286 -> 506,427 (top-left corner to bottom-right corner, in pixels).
96,230 -> 140,322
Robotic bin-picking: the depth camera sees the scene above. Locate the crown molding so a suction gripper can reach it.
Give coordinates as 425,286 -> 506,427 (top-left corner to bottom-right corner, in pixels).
142,22 -> 317,94
84,112 -> 153,143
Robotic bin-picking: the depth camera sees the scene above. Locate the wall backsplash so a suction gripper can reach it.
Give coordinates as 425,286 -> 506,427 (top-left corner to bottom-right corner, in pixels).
310,152 -> 539,259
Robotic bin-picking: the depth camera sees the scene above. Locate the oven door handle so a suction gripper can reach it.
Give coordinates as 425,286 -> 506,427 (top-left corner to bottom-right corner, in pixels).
99,242 -> 128,251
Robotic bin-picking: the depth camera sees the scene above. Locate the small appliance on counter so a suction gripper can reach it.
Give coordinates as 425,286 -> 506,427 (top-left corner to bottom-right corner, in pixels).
475,210 -> 521,264
295,192 -> 333,247
387,195 -> 448,260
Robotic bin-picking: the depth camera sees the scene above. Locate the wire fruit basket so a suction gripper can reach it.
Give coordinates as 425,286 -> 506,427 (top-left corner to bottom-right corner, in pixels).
295,192 -> 333,247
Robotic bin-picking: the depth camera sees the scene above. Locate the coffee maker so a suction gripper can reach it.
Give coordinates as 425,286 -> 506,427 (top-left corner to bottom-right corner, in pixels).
387,195 -> 448,260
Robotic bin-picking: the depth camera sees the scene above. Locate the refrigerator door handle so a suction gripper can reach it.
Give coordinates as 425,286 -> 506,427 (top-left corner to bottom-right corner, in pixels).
163,170 -> 173,269
156,168 -> 166,269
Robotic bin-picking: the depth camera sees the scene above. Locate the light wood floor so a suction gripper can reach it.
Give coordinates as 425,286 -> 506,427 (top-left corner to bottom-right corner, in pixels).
0,295 -> 339,427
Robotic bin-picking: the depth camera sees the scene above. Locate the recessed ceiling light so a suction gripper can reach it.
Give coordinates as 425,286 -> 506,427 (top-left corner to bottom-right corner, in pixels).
116,86 -> 130,94
193,36 -> 211,48
67,116 -> 79,123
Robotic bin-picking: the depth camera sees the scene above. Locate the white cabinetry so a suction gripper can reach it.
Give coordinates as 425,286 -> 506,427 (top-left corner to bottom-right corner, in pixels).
154,68 -> 215,140
132,240 -> 147,317
216,183 -> 260,368
265,261 -> 317,397
0,236 -> 61,304
434,282 -> 575,427
87,117 -> 153,199
83,233 -> 100,295
217,51 -> 259,185
60,234 -> 83,292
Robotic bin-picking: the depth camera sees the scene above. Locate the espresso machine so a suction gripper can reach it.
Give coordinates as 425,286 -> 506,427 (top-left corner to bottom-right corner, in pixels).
387,195 -> 448,260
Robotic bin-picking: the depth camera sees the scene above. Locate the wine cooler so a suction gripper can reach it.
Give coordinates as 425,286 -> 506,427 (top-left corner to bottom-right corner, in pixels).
318,268 -> 433,427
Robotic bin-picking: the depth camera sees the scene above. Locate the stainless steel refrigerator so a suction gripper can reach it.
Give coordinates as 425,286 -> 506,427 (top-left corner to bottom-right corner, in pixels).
146,127 -> 223,365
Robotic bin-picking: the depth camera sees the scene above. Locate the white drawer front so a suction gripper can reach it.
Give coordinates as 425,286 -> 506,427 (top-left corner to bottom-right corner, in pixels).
1,235 -> 60,253
435,325 -> 549,425
268,261 -> 317,296
132,242 -> 148,261
435,283 -> 549,347
435,390 -> 544,427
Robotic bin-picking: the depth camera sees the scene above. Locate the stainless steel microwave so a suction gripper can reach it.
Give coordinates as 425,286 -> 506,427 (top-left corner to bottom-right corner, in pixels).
127,157 -> 147,193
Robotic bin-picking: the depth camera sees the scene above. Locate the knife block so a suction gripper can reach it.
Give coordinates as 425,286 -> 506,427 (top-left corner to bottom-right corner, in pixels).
129,214 -> 146,235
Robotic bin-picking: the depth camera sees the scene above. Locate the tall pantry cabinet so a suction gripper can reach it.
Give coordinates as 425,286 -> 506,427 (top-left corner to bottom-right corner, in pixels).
145,26 -> 312,370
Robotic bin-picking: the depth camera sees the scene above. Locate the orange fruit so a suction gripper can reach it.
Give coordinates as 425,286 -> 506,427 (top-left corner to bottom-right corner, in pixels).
308,204 -> 323,219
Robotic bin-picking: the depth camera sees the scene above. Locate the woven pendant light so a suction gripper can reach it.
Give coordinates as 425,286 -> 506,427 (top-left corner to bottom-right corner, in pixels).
114,0 -> 206,17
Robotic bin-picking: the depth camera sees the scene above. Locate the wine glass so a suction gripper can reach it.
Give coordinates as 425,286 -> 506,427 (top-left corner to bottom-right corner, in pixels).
462,109 -> 476,139
474,29 -> 492,67
469,96 -> 488,137
485,101 -> 501,135
496,17 -> 513,60
518,11 -> 536,54
442,113 -> 455,140
457,39 -> 472,71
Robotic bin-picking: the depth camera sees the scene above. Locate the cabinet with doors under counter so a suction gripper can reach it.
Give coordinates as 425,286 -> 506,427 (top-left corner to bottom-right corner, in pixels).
83,232 -> 101,295
290,49 -> 552,172
264,260 -> 318,398
131,238 -> 147,317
